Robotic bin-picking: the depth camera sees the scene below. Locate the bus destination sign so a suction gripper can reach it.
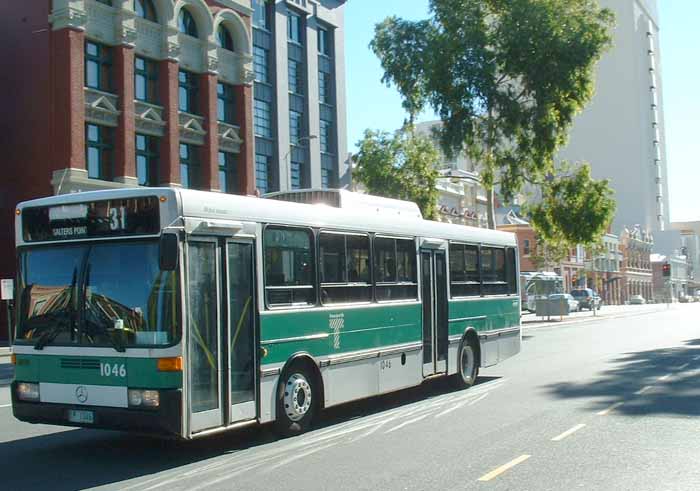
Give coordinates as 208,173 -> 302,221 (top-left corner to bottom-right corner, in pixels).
22,196 -> 160,242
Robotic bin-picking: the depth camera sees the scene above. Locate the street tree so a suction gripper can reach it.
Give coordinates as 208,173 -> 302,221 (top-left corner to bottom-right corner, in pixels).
371,0 -> 616,243
353,128 -> 441,220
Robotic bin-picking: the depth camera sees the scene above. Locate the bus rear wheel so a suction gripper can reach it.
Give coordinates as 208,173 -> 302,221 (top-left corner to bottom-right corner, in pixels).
451,339 -> 479,390
275,363 -> 318,436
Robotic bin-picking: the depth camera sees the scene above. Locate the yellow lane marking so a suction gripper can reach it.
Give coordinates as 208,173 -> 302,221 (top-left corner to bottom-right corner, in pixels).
635,386 -> 653,395
477,454 -> 531,482
551,423 -> 586,442
596,402 -> 624,416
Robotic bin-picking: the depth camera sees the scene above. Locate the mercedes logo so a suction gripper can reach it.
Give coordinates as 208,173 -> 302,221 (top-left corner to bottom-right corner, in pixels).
75,386 -> 88,404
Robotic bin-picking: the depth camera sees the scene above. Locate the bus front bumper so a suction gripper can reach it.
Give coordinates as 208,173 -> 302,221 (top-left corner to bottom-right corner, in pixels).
11,382 -> 182,437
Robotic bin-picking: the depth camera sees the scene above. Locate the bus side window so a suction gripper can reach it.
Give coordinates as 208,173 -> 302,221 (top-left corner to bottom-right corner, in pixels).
263,226 -> 316,307
319,232 -> 371,305
482,247 -> 508,295
374,237 -> 417,302
449,242 -> 480,297
506,247 -> 517,294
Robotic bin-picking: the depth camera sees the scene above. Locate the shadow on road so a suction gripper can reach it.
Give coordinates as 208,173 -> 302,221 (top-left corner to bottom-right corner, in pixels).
0,375 -> 499,490
544,338 -> 700,417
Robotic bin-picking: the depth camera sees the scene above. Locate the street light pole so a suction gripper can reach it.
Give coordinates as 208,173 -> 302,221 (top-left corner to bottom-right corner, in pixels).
284,135 -> 317,191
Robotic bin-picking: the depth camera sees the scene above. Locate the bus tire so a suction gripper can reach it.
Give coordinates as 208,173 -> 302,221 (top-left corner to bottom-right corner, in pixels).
451,337 -> 479,390
274,361 -> 318,436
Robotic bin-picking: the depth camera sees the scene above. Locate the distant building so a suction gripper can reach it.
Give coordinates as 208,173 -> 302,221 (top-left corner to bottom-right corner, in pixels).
414,121 -> 488,228
619,225 -> 654,303
585,233 -> 623,305
651,252 -> 689,301
557,0 -> 669,235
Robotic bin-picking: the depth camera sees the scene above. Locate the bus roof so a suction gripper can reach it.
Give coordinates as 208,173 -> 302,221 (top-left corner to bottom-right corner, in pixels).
17,187 -> 516,247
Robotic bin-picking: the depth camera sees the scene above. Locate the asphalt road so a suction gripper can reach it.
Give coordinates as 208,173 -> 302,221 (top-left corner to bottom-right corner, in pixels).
1,304 -> 699,491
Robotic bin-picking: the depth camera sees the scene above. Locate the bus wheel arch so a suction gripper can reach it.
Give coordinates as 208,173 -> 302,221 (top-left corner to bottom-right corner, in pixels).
451,329 -> 480,390
274,353 -> 324,436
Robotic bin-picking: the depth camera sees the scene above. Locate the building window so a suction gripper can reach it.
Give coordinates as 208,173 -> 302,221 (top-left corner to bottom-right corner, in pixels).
178,8 -> 198,37
253,0 -> 271,31
136,134 -> 158,186
290,159 -> 302,190
287,12 -> 302,44
86,124 -> 113,181
254,99 -> 272,137
264,227 -> 316,307
523,239 -> 531,256
218,151 -> 238,194
178,70 -> 198,113
289,110 -> 302,145
288,59 -> 303,95
217,82 -> 236,124
321,154 -> 336,189
179,143 -> 199,189
134,56 -> 158,103
217,25 -> 234,51
253,46 -> 269,83
318,27 -> 330,56
85,41 -> 112,92
255,153 -> 270,194
320,119 -> 333,153
134,0 -> 157,21
319,71 -> 332,104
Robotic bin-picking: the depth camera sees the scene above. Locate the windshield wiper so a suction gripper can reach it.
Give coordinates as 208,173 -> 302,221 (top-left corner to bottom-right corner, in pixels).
34,311 -> 74,350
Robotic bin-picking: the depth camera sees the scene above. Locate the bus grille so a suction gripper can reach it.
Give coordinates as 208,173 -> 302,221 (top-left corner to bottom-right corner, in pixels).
60,358 -> 101,370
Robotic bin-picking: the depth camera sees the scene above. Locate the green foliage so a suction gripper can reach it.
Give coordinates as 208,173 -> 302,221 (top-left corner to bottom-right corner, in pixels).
353,129 -> 441,220
528,164 -> 616,247
371,0 -> 615,242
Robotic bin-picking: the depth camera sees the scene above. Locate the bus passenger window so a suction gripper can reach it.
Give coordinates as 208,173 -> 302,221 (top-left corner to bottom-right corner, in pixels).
506,247 -> 517,294
320,232 -> 371,304
264,226 -> 315,307
374,237 -> 417,301
449,243 -> 481,297
482,247 -> 508,295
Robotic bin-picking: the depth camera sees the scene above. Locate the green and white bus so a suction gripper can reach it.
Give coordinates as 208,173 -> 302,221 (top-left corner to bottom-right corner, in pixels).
11,188 -> 520,438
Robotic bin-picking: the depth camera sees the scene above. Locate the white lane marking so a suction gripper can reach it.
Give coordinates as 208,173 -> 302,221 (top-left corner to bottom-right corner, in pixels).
693,355 -> 700,361
596,401 -> 624,416
635,386 -> 653,395
676,363 -> 689,370
384,414 -> 430,434
435,392 -> 489,418
659,373 -> 672,381
265,440 -> 340,472
0,404 -> 11,408
477,455 -> 531,482
551,423 -> 586,442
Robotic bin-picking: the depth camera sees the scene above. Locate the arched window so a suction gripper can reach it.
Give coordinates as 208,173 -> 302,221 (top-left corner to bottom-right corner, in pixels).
178,8 -> 199,38
134,0 -> 157,22
217,25 -> 234,51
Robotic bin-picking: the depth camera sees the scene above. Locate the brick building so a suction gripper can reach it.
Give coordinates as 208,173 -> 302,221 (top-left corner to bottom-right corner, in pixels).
0,0 -> 348,342
619,225 -> 654,303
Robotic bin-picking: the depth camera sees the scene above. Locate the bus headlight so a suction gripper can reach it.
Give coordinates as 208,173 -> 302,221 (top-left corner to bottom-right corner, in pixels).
17,382 -> 40,402
128,389 -> 160,408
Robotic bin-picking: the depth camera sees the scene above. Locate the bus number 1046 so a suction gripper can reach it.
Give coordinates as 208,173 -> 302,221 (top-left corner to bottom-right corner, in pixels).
100,363 -> 126,378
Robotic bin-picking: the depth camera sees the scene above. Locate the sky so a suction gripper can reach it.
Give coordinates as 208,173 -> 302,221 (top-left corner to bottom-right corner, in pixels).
345,1 -> 700,222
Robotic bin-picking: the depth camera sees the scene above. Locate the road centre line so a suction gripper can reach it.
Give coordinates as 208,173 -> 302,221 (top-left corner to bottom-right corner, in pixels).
551,423 -> 586,442
477,455 -> 531,482
635,386 -> 653,395
596,401 -> 624,416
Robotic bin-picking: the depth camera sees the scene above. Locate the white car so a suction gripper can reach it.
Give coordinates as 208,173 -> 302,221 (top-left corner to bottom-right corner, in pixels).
549,293 -> 580,312
629,295 -> 646,305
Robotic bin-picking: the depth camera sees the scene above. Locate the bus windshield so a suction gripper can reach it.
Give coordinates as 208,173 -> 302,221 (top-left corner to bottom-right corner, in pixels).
15,241 -> 180,348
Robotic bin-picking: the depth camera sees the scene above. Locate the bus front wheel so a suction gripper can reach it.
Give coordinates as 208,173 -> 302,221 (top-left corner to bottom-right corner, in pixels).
275,362 -> 318,436
451,338 -> 479,390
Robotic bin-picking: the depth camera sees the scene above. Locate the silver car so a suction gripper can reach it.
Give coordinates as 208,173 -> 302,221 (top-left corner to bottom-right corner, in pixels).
549,293 -> 580,312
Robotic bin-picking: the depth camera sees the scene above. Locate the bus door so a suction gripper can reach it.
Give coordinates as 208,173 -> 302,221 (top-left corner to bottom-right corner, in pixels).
421,247 -> 449,377
186,238 -> 257,435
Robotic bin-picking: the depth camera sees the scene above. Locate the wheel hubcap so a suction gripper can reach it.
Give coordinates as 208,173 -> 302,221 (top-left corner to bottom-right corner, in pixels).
461,347 -> 474,383
284,373 -> 312,422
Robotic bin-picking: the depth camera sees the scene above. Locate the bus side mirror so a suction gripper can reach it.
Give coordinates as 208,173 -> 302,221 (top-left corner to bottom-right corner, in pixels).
159,234 -> 179,271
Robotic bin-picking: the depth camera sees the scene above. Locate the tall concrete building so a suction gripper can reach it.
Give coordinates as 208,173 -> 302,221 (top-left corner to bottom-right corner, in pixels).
558,0 -> 669,234
0,0 -> 347,343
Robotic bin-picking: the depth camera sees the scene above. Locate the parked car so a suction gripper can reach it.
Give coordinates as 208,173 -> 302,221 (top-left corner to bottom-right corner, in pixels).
629,294 -> 646,305
571,288 -> 602,310
679,294 -> 690,303
549,293 -> 580,313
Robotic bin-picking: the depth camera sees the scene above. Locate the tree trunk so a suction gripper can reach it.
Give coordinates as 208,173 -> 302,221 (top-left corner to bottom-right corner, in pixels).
486,186 -> 496,230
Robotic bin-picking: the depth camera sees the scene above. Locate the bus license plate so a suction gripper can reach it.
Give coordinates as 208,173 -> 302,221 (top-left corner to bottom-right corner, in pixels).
67,409 -> 94,424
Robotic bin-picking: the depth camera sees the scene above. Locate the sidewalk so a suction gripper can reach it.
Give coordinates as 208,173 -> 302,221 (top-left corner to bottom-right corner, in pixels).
522,303 -> 674,330
0,347 -> 12,386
